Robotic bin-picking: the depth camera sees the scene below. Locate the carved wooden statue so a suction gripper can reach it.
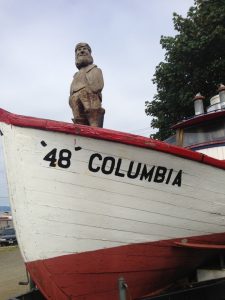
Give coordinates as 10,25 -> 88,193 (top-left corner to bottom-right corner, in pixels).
69,43 -> 105,127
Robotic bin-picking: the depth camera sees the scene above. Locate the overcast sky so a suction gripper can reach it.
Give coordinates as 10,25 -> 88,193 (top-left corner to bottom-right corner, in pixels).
0,0 -> 194,206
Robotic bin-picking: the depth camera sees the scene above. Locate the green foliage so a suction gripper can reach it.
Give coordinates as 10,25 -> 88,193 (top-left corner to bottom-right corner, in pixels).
146,0 -> 225,140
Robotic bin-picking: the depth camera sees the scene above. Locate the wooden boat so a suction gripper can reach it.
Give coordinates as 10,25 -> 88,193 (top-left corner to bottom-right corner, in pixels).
0,104 -> 225,300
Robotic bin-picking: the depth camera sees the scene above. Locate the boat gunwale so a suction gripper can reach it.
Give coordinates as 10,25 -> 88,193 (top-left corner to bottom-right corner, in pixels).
171,109 -> 225,130
0,108 -> 225,170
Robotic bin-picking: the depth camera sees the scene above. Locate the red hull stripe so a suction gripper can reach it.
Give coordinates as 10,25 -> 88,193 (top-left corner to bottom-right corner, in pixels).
0,108 -> 225,170
26,233 -> 225,300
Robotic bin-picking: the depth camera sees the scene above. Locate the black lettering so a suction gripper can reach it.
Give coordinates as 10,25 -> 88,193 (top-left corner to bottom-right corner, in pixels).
43,148 -> 57,167
165,169 -> 173,184
75,146 -> 82,151
115,158 -> 125,177
58,149 -> 72,168
140,165 -> 155,181
127,161 -> 142,179
154,166 -> 167,183
102,156 -> 115,175
41,140 -> 47,147
88,153 -> 102,172
172,170 -> 182,187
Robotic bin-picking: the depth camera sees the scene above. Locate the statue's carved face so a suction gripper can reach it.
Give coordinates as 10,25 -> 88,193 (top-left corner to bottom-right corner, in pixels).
75,45 -> 93,69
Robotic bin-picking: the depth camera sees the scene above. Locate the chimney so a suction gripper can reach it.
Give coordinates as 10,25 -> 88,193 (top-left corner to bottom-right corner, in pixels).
218,84 -> 225,109
193,93 -> 205,115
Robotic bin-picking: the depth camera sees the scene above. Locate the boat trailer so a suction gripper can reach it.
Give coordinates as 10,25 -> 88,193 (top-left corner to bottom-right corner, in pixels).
8,289 -> 45,300
8,276 -> 225,300
119,277 -> 225,300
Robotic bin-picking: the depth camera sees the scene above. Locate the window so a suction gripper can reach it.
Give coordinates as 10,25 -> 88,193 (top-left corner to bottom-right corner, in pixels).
183,119 -> 225,147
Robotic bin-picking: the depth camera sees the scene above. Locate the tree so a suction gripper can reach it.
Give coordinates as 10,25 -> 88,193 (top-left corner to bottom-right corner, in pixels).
145,0 -> 225,140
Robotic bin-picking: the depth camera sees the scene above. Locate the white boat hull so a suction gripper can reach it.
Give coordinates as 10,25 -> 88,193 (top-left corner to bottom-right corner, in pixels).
1,109 -> 225,299
2,124 -> 225,262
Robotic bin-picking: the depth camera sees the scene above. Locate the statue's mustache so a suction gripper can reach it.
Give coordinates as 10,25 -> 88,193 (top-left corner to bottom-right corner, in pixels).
75,54 -> 93,69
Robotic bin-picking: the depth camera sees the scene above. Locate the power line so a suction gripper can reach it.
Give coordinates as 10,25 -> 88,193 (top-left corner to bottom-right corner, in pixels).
131,127 -> 151,132
124,127 -> 151,134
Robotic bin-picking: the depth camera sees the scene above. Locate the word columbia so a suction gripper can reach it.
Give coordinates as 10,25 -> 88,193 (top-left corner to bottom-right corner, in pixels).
88,153 -> 182,187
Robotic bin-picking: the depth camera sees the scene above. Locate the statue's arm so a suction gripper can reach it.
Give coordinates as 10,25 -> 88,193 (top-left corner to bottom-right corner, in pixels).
69,80 -> 74,106
87,67 -> 104,93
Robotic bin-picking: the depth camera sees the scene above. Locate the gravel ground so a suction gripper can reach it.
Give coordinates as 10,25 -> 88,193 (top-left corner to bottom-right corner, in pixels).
0,246 -> 29,299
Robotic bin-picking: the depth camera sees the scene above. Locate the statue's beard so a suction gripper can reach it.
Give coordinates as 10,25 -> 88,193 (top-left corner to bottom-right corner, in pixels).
75,55 -> 93,69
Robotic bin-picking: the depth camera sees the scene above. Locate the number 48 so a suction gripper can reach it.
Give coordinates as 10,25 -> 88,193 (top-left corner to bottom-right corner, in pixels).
43,148 -> 72,168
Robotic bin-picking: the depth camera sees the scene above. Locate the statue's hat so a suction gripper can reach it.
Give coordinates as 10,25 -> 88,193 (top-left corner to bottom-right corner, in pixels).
75,43 -> 91,53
